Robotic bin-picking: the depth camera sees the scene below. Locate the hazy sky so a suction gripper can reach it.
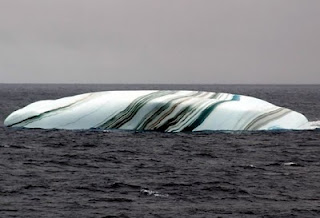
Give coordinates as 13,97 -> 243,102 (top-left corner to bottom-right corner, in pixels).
1,0 -> 319,84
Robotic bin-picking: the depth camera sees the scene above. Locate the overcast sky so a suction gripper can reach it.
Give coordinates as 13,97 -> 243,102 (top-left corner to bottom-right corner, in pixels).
1,0 -> 319,84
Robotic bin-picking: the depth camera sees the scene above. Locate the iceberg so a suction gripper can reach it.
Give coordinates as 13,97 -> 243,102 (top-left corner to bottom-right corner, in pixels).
4,90 -> 314,132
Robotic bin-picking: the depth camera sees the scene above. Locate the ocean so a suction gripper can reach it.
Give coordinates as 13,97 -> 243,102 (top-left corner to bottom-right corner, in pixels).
0,84 -> 319,218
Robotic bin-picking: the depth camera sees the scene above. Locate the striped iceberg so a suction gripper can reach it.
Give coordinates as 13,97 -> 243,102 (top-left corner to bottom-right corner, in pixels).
4,90 -> 313,132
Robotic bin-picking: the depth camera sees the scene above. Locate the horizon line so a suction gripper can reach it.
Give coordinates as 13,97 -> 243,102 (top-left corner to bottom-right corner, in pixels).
0,82 -> 320,86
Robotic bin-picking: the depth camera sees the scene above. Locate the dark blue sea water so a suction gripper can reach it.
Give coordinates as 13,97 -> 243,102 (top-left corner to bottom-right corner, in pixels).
0,84 -> 319,218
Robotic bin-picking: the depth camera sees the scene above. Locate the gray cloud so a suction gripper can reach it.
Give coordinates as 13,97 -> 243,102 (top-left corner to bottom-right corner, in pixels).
1,0 -> 319,84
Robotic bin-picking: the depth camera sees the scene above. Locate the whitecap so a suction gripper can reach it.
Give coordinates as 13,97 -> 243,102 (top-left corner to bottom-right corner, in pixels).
140,189 -> 169,198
